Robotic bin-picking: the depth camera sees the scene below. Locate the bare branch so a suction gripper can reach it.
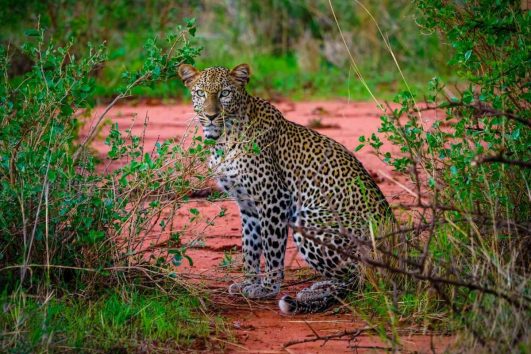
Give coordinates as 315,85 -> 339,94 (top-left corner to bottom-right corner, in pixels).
282,326 -> 375,349
473,154 -> 531,169
294,226 -> 531,309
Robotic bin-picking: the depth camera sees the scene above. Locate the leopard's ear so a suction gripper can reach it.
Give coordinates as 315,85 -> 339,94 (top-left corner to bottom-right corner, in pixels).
178,64 -> 199,87
230,64 -> 251,86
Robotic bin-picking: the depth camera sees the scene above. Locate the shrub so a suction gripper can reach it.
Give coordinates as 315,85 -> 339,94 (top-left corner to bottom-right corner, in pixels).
0,19 -> 206,294
0,19 -> 235,352
354,1 -> 530,351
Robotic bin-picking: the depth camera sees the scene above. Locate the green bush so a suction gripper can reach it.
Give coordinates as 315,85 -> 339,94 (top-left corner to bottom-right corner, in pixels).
355,1 -> 530,351
0,18 -> 230,352
0,0 -> 449,100
0,20 -> 206,293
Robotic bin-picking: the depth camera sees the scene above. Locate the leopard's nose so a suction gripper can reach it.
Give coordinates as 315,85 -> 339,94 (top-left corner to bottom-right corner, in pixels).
205,113 -> 219,121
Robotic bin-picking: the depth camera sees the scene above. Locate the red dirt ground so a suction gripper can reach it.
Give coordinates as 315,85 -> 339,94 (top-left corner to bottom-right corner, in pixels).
85,100 -> 453,353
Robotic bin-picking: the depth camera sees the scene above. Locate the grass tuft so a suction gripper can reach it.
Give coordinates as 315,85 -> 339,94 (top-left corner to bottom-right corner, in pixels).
0,289 -> 224,352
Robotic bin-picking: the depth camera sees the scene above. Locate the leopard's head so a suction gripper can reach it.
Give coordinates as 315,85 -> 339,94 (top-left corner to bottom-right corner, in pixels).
178,64 -> 251,140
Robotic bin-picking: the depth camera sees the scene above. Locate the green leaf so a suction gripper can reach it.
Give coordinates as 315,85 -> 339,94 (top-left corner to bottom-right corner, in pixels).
170,232 -> 182,242
204,138 -> 216,146
354,144 -> 365,152
252,142 -> 261,155
172,254 -> 183,267
24,29 -> 40,37
189,208 -> 200,215
48,170 -> 57,183
184,18 -> 197,27
87,230 -> 105,244
184,255 -> 194,266
464,49 -> 472,62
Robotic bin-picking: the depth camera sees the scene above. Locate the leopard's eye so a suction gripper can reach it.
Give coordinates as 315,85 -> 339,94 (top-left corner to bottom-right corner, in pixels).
195,90 -> 205,97
220,89 -> 231,97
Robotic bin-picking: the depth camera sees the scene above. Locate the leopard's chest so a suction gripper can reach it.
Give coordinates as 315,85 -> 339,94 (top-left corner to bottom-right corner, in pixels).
209,147 -> 251,200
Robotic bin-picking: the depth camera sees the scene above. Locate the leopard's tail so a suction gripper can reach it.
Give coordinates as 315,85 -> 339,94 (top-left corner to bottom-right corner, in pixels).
278,294 -> 338,314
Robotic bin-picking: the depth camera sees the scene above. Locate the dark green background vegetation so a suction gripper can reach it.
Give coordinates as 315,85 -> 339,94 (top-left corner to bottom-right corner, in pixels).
0,0 -> 450,100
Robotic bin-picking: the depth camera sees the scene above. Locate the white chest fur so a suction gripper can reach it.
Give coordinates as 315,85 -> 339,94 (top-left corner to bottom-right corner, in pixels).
209,146 -> 257,211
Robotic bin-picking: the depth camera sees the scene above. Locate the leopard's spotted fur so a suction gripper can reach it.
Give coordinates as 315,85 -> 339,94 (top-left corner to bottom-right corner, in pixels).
178,64 -> 393,314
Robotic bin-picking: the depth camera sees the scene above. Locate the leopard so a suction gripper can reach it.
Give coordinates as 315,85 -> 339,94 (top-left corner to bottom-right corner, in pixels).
177,63 -> 393,314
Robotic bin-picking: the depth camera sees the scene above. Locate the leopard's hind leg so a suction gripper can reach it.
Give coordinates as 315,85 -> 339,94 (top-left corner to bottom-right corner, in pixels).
280,223 -> 361,314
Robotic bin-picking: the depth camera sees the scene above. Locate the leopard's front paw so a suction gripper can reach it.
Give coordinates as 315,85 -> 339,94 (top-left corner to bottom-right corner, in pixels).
229,278 -> 260,295
241,283 -> 280,299
229,280 -> 251,295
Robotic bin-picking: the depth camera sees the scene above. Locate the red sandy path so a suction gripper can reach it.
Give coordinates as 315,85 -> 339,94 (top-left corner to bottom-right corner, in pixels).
85,100 -> 451,353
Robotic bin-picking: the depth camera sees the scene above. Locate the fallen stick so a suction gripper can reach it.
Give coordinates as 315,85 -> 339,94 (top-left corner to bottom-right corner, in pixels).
282,325 -> 374,348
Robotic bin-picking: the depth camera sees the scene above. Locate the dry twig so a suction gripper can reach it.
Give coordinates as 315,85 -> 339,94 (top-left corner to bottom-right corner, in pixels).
282,325 -> 375,349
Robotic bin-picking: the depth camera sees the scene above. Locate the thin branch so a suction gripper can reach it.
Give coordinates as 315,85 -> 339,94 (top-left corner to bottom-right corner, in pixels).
282,326 -> 374,349
427,101 -> 531,128
474,155 -> 531,169
294,226 -> 531,309
72,73 -> 148,162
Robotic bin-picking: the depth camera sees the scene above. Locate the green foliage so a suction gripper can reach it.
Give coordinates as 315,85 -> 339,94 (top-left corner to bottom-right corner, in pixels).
199,53 -> 434,101
0,0 -> 449,100
0,29 -> 107,289
0,17 -> 230,352
348,281 -> 454,333
355,1 -> 530,351
0,20 -> 205,292
374,0 -> 530,217
0,289 -> 218,352
219,248 -> 236,269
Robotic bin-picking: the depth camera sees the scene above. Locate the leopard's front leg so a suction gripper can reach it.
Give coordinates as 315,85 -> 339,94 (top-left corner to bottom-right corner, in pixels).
228,206 -> 262,295
239,191 -> 289,299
